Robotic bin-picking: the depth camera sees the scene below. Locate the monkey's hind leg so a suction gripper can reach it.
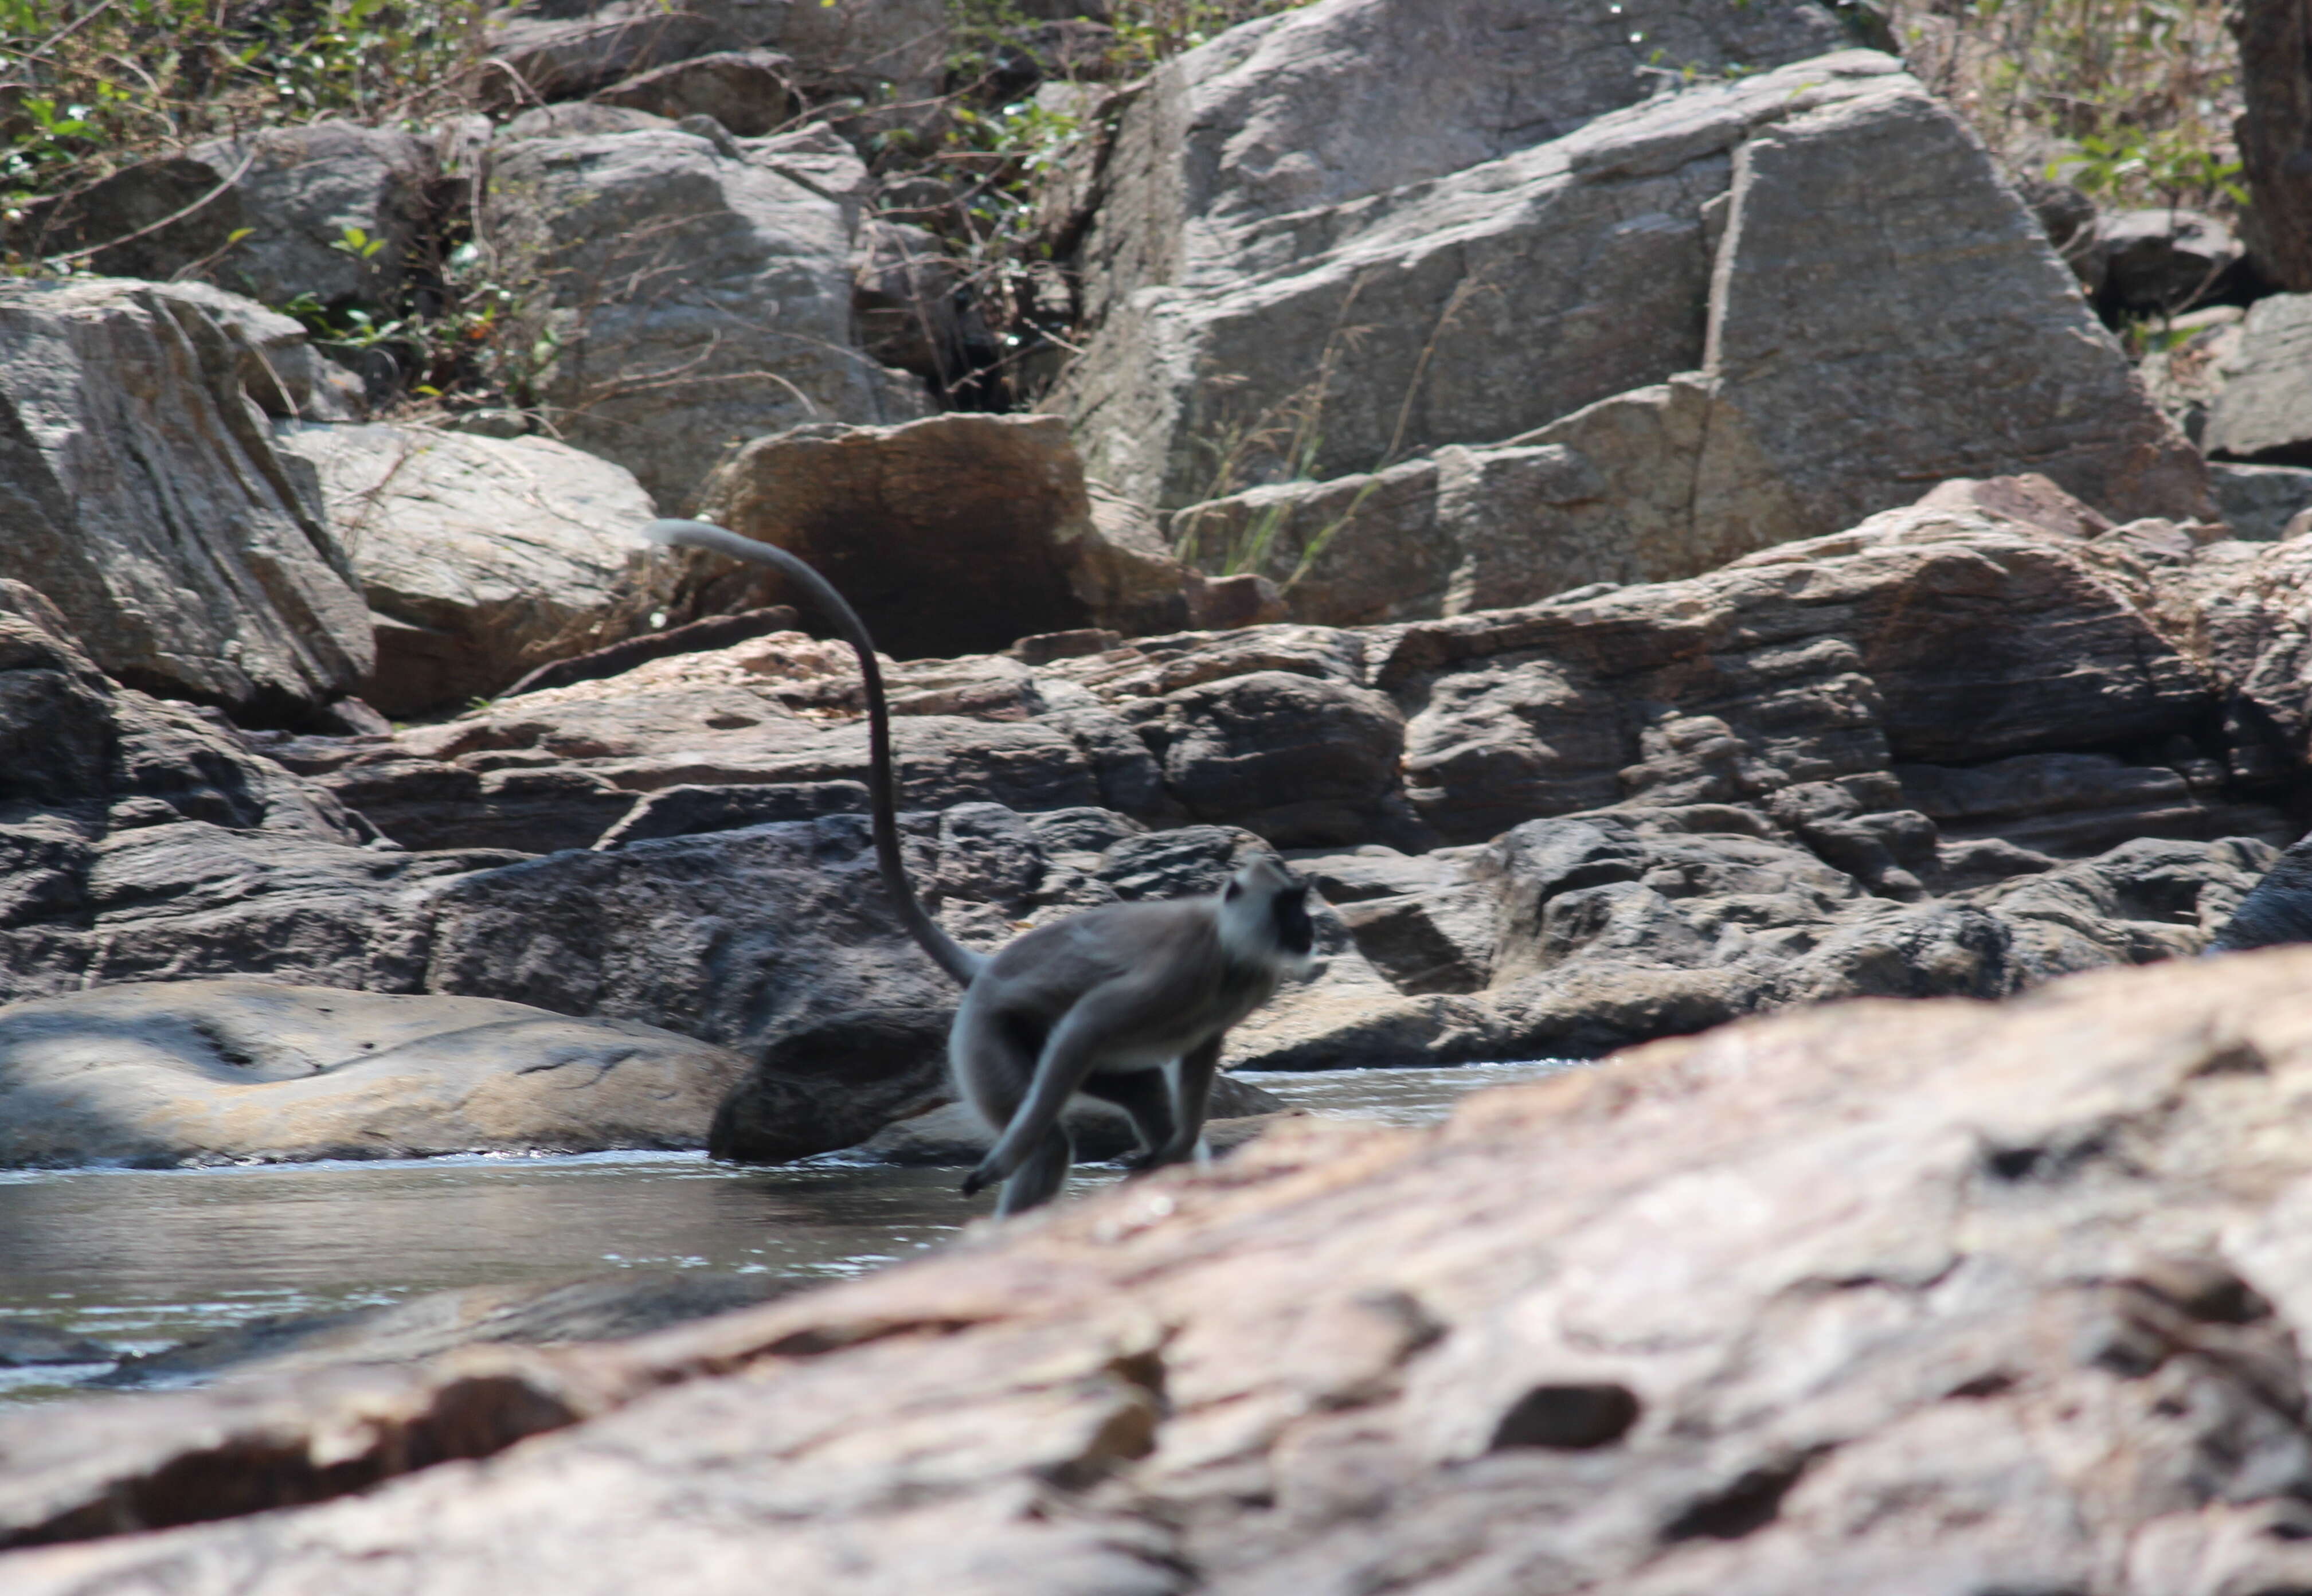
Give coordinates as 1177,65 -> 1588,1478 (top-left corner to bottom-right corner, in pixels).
1079,1067 -> 1176,1171
996,1123 -> 1074,1216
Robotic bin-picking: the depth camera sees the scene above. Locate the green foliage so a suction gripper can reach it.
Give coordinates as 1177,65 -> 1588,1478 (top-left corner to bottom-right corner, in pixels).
1888,0 -> 2240,213
0,0 -> 487,209
2051,124 -> 2247,212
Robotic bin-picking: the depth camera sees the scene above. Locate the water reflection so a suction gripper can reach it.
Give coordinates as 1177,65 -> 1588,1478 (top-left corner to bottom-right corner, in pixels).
0,1059 -> 1574,1405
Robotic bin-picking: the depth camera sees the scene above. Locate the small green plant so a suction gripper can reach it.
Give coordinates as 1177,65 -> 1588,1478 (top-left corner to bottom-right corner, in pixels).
331,225 -> 388,263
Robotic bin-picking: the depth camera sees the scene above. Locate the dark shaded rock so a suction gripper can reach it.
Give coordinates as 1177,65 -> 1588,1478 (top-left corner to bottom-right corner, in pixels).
2016,173 -> 2104,294
2095,208 -> 2244,314
7,158 -> 245,280
593,49 -> 796,135
679,414 -> 1182,658
852,220 -> 980,393
182,123 -> 437,311
1129,670 -> 1406,847
707,1006 -> 954,1164
847,1074 -> 1289,1166
2209,461 -> 2312,541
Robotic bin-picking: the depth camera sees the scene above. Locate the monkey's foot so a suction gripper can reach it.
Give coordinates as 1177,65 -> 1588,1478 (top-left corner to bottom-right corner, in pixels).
1122,1140 -> 1196,1174
961,1159 -> 1002,1197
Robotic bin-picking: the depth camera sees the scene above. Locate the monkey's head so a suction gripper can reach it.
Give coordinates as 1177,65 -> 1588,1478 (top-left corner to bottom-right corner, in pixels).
1219,858 -> 1316,973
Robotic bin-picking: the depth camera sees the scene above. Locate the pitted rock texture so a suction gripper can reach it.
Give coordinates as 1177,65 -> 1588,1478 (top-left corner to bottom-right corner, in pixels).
16,952 -> 2312,1591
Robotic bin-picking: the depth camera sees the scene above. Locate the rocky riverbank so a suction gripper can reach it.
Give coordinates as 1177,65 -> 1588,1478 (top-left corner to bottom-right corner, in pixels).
9,949 -> 2312,1591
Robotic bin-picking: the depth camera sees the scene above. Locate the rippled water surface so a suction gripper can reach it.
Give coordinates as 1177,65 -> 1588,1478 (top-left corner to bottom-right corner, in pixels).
0,1060 -> 1575,1405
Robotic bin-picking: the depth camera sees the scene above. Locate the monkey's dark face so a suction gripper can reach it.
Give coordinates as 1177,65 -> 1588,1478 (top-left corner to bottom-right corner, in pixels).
1221,862 -> 1315,971
1272,880 -> 1314,959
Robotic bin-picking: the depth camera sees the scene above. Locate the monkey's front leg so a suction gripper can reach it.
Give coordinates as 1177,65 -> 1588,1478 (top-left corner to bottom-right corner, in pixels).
1126,1035 -> 1220,1171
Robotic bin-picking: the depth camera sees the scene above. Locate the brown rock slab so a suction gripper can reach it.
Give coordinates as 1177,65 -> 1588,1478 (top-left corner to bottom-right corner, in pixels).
0,978 -> 754,1167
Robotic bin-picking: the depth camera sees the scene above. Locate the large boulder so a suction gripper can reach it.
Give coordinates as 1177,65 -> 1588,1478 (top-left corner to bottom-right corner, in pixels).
482,123 -> 928,511
1378,501 -> 2244,845
4,124 -> 435,312
2204,292 -> 2312,466
678,413 -> 1184,658
183,123 -> 440,311
1066,29 -> 1853,513
273,421 -> 679,715
0,979 -> 753,1167
0,280 -> 374,724
1063,29 -> 2204,623
25,953 -> 2312,1588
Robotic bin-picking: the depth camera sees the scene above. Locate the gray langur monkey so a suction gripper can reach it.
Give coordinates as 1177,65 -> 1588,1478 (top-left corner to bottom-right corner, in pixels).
641,519 -> 1316,1215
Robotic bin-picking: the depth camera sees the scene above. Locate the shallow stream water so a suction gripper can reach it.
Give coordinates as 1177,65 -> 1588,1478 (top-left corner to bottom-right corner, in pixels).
0,1061 -> 1574,1406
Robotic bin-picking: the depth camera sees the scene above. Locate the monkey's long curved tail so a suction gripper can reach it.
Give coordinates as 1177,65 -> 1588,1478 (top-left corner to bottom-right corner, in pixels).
640,519 -> 987,988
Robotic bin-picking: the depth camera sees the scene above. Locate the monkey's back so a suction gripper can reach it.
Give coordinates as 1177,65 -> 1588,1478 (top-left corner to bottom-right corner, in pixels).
958,897 -> 1278,1061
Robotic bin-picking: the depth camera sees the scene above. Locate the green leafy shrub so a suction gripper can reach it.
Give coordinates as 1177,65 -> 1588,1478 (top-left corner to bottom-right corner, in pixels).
1885,0 -> 2241,213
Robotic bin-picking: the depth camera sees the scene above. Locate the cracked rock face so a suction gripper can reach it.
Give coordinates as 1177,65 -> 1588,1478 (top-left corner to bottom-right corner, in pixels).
0,280 -> 375,722
15,950 -> 2312,1591
1074,34 -> 2202,624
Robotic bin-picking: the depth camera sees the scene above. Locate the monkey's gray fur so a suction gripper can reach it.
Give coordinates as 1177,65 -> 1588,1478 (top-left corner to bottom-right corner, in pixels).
642,519 -> 1315,1215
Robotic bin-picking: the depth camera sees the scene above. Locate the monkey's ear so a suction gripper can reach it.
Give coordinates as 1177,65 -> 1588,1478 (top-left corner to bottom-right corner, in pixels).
1224,880 -> 1244,901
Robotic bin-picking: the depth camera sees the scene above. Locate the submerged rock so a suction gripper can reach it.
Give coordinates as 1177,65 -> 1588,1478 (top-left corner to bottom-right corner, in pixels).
97,1274 -> 794,1389
0,1322 -> 109,1369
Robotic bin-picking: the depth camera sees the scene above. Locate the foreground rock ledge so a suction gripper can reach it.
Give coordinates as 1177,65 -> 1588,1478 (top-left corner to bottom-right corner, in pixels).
17,950 -> 2312,1591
